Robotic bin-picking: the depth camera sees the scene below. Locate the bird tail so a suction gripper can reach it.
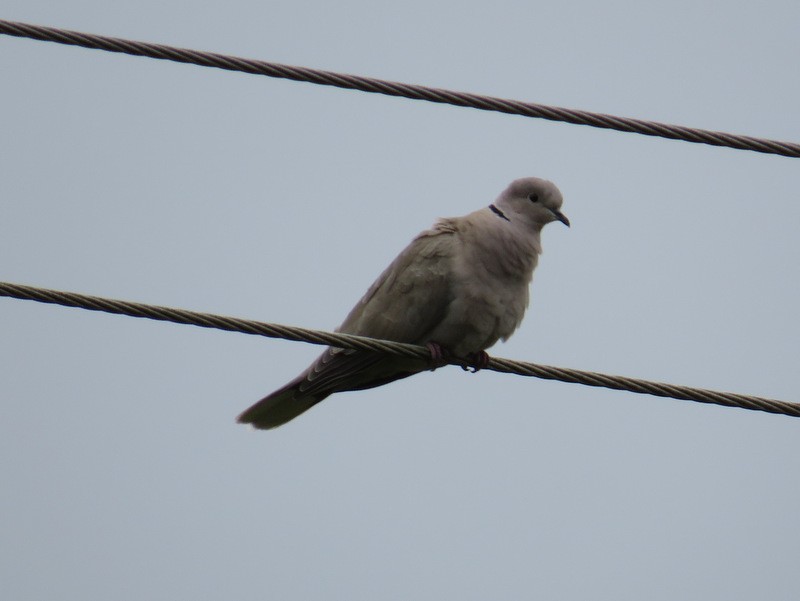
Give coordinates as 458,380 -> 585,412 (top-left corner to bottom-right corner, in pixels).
237,348 -> 422,429
237,374 -> 329,430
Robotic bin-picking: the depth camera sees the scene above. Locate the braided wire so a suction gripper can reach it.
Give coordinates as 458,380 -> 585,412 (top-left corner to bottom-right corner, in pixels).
2,281 -> 797,419
1,19 -> 799,159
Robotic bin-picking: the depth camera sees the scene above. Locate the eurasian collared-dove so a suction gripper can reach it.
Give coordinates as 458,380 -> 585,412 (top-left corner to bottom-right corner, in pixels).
238,177 -> 568,429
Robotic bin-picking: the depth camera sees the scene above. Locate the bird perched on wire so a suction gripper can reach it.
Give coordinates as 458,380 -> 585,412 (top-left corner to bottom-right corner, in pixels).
238,177 -> 569,429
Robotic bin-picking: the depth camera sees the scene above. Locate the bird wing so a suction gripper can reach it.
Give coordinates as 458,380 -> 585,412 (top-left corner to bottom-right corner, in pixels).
237,224 -> 459,428
295,224 -> 459,397
339,223 -> 457,341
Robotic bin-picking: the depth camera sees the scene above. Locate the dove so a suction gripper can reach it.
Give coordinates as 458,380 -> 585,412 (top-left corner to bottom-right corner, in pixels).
238,177 -> 569,429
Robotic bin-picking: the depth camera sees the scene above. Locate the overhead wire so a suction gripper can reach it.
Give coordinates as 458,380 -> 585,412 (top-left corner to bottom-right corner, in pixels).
2,281 -> 797,419
1,20 -> 797,421
1,19 -> 799,158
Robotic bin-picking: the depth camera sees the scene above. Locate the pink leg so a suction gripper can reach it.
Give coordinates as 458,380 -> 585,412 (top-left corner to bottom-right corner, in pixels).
464,350 -> 490,372
425,341 -> 450,369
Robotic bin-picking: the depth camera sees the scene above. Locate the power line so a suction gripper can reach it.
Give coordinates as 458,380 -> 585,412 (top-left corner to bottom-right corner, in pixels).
1,19 -> 799,159
1,280 -> 797,419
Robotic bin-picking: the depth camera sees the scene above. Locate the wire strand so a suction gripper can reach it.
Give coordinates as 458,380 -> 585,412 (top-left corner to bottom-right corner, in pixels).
1,281 -> 797,419
1,19 -> 799,159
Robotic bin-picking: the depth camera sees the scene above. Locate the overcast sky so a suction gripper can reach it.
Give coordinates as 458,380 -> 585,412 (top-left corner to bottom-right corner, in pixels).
2,2 -> 800,600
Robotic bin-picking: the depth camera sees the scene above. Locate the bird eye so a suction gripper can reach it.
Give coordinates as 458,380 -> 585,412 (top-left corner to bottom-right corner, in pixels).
528,193 -> 539,203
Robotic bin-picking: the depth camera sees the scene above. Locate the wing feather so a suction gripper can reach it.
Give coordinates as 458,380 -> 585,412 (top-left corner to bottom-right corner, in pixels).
237,224 -> 459,429
338,226 -> 456,342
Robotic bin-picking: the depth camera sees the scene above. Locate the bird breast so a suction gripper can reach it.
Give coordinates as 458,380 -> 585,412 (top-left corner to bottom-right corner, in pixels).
426,221 -> 539,355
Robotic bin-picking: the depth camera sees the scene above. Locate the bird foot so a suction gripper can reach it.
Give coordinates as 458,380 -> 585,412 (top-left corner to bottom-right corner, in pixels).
425,344 -> 489,372
426,342 -> 450,370
463,350 -> 490,372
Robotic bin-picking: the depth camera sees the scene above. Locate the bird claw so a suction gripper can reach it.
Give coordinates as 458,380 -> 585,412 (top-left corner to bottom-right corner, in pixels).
463,350 -> 490,372
426,344 -> 489,372
426,342 -> 450,370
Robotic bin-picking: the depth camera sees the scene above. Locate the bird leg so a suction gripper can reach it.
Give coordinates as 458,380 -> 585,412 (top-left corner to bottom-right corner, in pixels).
463,350 -> 490,372
425,341 -> 450,370
425,343 -> 490,372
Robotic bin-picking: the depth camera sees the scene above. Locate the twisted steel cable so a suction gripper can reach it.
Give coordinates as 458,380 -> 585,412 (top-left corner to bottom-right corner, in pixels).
2,281 -> 797,419
1,19 -> 799,158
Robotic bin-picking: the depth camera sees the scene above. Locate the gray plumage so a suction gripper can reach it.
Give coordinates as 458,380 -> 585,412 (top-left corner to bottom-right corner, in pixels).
238,177 -> 569,429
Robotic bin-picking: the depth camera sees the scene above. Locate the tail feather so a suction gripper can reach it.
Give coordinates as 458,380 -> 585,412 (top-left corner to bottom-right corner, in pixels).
237,374 -> 329,430
238,349 -> 425,429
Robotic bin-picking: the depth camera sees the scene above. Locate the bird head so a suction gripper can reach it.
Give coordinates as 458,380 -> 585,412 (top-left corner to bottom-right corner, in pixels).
495,177 -> 569,229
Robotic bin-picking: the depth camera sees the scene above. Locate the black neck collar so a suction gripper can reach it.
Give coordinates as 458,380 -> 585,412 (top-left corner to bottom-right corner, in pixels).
489,204 -> 510,222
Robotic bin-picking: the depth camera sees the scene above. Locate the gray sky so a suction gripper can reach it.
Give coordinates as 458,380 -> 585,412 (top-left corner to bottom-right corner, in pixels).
2,2 -> 799,600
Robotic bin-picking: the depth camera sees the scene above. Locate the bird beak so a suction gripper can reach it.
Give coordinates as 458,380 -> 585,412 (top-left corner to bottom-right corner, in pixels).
552,209 -> 570,227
